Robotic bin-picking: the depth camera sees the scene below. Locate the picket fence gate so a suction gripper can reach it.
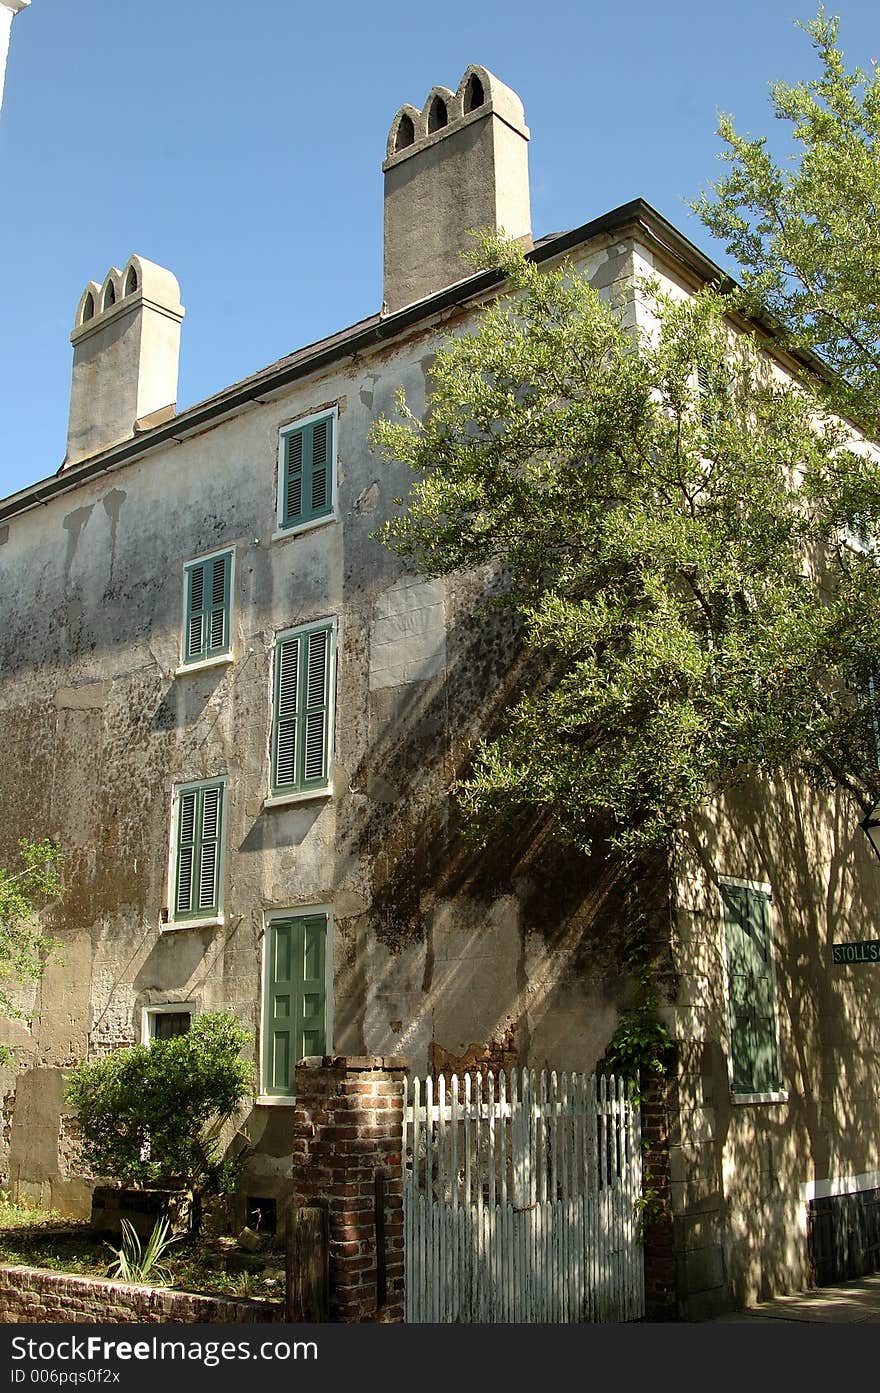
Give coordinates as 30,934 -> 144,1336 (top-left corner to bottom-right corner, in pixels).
403,1068 -> 645,1323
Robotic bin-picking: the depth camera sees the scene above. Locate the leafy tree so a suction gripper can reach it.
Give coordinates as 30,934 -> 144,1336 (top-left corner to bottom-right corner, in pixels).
372,238 -> 880,856
0,838 -> 62,1065
694,6 -> 880,433
66,1012 -> 254,1235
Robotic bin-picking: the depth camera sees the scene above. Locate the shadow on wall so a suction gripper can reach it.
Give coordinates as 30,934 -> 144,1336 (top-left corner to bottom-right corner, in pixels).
680,781 -> 880,1305
329,594 -> 673,1073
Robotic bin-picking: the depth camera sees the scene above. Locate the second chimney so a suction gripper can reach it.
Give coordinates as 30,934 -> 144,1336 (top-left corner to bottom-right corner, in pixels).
382,64 -> 531,315
65,255 -> 184,468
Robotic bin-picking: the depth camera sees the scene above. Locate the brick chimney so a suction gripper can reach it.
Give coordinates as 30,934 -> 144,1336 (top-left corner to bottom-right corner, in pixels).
65,255 -> 184,468
382,64 -> 531,315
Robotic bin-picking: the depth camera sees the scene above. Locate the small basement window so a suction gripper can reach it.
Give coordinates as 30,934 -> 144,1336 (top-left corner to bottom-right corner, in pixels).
143,1004 -> 194,1042
246,1197 -> 277,1235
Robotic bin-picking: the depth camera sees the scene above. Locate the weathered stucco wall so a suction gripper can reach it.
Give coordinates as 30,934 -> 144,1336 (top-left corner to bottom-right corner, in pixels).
0,238 -> 648,1216
667,785 -> 880,1317
8,213 -> 873,1322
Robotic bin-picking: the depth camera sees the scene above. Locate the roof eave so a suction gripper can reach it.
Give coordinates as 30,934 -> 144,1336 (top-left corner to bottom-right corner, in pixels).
0,198 -> 837,527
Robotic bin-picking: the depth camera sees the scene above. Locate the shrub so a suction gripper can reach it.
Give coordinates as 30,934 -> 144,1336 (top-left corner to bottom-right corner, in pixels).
66,1012 -> 253,1233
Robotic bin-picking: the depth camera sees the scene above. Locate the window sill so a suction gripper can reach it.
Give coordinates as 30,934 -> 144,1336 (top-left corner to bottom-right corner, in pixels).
255,1094 -> 298,1107
263,789 -> 332,809
271,512 -> 338,543
731,1090 -> 788,1105
162,915 -> 224,932
174,654 -> 233,677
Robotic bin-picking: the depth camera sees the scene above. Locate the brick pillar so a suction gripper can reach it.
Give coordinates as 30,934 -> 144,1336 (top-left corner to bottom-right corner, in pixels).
290,1055 -> 408,1323
640,1060 -> 680,1321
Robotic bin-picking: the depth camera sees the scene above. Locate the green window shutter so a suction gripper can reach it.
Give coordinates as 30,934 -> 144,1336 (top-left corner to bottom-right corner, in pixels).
263,914 -> 328,1095
695,362 -> 710,424
272,623 -> 333,794
174,782 -> 224,919
184,552 -> 232,663
722,884 -> 780,1094
281,415 -> 334,529
175,789 -> 198,915
695,361 -> 732,431
860,671 -> 880,772
273,634 -> 300,789
303,627 -> 330,785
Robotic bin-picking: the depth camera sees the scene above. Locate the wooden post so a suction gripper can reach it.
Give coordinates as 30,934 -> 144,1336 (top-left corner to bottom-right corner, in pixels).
286,1205 -> 330,1322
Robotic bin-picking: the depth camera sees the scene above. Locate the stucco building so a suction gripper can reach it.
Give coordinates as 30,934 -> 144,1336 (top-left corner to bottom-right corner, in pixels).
1,65 -> 879,1318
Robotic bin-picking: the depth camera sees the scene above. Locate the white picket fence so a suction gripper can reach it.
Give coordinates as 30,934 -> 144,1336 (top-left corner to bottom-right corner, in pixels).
403,1068 -> 645,1323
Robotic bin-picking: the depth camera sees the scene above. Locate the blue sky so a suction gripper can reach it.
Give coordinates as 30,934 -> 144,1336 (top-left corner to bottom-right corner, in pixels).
1,0 -> 877,500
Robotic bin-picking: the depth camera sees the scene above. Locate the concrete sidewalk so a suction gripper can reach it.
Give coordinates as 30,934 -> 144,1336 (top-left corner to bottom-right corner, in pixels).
709,1273 -> 880,1322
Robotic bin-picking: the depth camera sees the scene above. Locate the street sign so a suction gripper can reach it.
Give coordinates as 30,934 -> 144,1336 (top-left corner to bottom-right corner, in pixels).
832,940 -> 880,965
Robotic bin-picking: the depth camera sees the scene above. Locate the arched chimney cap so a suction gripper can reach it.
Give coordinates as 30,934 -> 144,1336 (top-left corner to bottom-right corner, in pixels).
388,103 -> 423,156
75,281 -> 102,328
71,255 -> 183,337
385,64 -> 528,163
122,254 -> 181,308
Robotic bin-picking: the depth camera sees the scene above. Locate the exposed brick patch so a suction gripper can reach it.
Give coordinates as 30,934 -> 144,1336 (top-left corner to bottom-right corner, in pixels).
0,1266 -> 283,1324
430,1024 -> 518,1078
289,1055 -> 408,1323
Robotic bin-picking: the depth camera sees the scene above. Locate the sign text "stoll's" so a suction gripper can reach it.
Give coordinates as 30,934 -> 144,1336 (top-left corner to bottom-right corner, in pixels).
832,940 -> 880,964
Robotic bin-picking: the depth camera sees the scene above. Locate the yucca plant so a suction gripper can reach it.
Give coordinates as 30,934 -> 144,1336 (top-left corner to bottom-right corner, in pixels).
105,1216 -> 181,1286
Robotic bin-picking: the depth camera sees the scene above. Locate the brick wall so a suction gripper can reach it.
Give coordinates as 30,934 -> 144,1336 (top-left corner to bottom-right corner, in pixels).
289,1055 -> 407,1323
0,1265 -> 284,1324
640,1060 -> 680,1320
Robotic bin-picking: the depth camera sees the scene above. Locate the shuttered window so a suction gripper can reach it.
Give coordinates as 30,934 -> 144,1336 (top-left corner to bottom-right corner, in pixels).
279,412 -> 335,531
271,621 -> 334,796
694,360 -> 732,431
172,780 -> 225,921
857,671 -> 880,772
721,883 -> 781,1095
263,913 -> 328,1095
183,550 -> 233,664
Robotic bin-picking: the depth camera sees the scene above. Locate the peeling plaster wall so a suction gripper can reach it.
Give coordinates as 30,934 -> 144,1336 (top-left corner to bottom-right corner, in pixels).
0,236 -> 648,1214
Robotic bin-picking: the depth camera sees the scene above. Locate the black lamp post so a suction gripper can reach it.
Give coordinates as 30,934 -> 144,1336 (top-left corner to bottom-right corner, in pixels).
860,807 -> 880,864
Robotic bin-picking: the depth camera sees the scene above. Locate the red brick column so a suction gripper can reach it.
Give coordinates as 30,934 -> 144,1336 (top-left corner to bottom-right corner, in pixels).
289,1055 -> 408,1323
640,1061 -> 680,1321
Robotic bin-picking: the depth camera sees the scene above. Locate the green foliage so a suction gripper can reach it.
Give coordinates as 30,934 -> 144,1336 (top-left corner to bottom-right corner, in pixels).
633,1168 -> 666,1241
0,1192 -> 61,1228
105,1216 -> 181,1286
0,838 -> 63,1064
372,237 -> 880,855
66,1013 -> 253,1232
605,1001 -> 673,1089
695,6 -> 880,432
